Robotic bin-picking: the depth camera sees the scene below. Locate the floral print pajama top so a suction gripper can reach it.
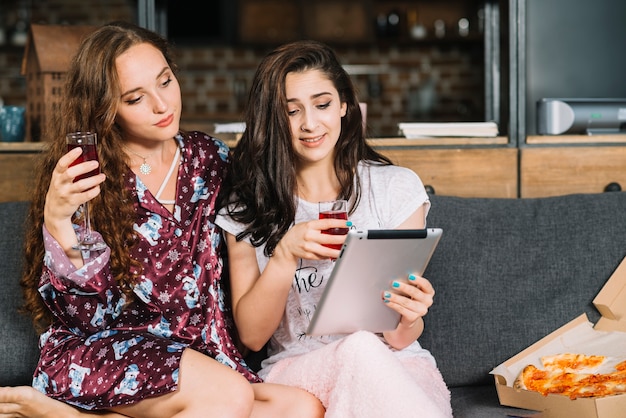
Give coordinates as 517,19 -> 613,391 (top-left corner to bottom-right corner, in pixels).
32,131 -> 260,411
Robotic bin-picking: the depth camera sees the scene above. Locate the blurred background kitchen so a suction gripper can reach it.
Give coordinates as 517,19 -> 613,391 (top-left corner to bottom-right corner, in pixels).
2,0 -> 626,201
3,0 -> 626,142
0,0 -> 501,139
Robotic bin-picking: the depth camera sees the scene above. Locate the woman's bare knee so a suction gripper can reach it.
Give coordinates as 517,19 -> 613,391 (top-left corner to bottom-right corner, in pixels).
251,383 -> 325,418
114,349 -> 255,418
292,389 -> 325,418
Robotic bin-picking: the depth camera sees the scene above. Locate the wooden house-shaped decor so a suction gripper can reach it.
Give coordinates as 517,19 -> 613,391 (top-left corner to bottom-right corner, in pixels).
20,24 -> 96,142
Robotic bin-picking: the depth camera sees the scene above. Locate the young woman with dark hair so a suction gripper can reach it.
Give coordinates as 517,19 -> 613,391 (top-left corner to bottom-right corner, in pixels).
216,40 -> 452,417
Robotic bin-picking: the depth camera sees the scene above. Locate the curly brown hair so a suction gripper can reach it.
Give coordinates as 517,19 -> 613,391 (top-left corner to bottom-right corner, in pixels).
21,21 -> 179,332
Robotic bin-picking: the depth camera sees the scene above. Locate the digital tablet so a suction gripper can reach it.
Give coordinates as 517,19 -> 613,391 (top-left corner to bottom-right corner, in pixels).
306,228 -> 443,336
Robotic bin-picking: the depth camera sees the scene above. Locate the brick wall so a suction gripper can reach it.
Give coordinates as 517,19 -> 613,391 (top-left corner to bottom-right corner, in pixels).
174,43 -> 484,137
0,0 -> 484,138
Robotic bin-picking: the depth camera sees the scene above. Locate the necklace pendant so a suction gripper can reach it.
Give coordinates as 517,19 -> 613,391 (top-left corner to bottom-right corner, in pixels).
139,161 -> 152,175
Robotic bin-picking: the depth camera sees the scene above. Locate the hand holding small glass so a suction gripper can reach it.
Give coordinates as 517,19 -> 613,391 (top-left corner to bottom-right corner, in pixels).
66,132 -> 107,252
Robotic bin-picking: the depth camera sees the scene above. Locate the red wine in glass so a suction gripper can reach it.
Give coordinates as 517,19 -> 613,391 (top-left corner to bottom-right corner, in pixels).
66,131 -> 106,252
67,142 -> 100,181
320,210 -> 349,250
319,199 -> 349,251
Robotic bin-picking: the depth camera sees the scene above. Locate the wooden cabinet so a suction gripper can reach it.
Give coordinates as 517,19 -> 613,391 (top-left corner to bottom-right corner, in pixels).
236,0 -> 485,45
238,0 -> 371,44
0,138 -> 518,202
238,0 -> 301,44
377,146 -> 518,198
520,135 -> 626,198
301,1 -> 372,43
369,137 -> 517,198
520,146 -> 626,198
0,143 -> 43,202
14,136 -> 626,201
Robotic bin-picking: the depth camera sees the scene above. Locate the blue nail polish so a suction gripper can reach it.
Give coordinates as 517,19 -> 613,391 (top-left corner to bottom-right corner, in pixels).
384,291 -> 391,299
392,281 -> 400,288
408,274 -> 417,281
346,221 -> 353,227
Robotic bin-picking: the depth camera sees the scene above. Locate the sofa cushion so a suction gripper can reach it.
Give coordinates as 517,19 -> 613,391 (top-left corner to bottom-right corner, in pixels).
421,192 -> 626,388
0,201 -> 39,386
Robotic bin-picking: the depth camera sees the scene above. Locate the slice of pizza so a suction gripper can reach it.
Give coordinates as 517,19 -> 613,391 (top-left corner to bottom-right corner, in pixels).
514,354 -> 626,400
567,367 -> 626,399
540,353 -> 606,372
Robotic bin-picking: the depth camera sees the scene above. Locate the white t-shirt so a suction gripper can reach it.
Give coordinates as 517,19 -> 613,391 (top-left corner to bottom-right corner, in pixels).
216,162 -> 436,379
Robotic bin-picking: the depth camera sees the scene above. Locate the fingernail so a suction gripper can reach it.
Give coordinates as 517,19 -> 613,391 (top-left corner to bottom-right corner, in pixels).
346,221 -> 353,227
384,291 -> 391,299
408,274 -> 417,281
392,281 -> 400,288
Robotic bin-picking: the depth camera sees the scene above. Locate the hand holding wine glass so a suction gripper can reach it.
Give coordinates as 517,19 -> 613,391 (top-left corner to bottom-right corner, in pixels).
66,131 -> 107,253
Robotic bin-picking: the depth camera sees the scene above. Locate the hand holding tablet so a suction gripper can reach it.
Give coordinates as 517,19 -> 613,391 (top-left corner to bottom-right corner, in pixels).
306,228 -> 443,336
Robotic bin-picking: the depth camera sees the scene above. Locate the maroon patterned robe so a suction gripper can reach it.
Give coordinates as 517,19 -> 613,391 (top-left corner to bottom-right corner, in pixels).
33,131 -> 260,411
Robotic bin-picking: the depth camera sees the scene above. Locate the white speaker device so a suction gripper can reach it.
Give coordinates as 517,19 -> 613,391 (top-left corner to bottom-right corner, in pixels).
537,98 -> 626,135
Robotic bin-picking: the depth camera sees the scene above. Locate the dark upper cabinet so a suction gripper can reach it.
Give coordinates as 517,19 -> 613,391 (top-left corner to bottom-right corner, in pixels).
166,0 -> 487,47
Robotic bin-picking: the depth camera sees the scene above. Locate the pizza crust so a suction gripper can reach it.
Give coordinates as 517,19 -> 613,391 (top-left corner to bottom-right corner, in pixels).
513,364 -> 531,390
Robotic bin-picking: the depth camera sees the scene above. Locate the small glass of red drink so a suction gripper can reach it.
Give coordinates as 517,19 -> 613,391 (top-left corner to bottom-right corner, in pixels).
319,199 -> 349,251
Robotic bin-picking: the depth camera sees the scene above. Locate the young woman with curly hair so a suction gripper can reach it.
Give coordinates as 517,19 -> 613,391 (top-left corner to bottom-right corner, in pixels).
0,21 -> 323,418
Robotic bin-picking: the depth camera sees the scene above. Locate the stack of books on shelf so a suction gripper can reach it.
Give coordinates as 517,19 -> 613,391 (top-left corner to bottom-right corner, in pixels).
398,121 -> 499,138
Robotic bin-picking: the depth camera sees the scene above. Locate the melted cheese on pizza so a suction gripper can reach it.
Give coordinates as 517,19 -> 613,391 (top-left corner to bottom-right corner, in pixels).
516,354 -> 626,399
541,353 -> 606,372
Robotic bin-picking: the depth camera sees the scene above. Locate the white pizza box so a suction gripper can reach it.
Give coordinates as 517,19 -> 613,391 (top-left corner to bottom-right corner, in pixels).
491,255 -> 626,418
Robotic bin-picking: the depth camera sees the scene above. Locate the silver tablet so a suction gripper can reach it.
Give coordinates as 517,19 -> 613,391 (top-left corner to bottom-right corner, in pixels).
306,228 -> 443,336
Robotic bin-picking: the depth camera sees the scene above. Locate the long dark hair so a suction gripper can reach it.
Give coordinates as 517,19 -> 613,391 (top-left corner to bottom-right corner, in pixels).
21,21 -> 178,332
218,40 -> 391,257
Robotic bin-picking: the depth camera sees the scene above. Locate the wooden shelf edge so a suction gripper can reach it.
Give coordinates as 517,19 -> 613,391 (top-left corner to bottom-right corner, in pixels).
1,136 -> 511,152
367,136 -> 509,147
0,142 -> 47,152
526,135 -> 626,145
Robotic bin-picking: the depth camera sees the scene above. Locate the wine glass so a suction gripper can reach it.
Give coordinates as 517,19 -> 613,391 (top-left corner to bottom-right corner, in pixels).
66,131 -> 107,253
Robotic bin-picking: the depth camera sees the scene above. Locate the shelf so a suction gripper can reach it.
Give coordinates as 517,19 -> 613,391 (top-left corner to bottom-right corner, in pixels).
209,136 -> 509,150
0,142 -> 45,152
0,135 -> 510,153
368,136 -> 508,147
234,0 -> 486,46
526,135 -> 626,145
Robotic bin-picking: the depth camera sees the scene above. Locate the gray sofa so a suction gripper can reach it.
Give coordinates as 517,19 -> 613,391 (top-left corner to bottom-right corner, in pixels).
3,192 -> 626,417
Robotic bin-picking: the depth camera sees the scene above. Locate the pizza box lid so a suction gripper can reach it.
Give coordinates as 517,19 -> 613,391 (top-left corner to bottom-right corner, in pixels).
593,255 -> 626,332
490,255 -> 626,418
